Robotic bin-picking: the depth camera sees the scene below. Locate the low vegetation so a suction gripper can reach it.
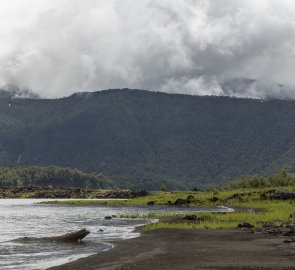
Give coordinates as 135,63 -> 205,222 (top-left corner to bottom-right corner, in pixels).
141,201 -> 294,231
42,185 -> 294,231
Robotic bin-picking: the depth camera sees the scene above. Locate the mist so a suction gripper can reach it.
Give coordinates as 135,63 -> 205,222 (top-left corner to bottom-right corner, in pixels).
1,0 -> 295,98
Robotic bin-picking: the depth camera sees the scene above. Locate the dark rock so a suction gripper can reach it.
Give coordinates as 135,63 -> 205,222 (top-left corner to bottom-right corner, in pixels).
105,189 -> 149,199
147,201 -> 155,206
269,192 -> 295,200
227,193 -> 243,201
174,195 -> 195,206
237,223 -> 254,229
187,195 -> 195,203
183,214 -> 198,221
283,237 -> 295,243
167,200 -> 173,205
256,221 -> 295,237
211,196 -> 219,202
260,189 -> 277,200
174,198 -> 189,206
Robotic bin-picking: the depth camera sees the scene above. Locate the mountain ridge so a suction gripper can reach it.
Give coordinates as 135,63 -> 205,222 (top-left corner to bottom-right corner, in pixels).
1,88 -> 295,189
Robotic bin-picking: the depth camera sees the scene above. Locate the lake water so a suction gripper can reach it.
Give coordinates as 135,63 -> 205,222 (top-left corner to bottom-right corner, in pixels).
0,199 -> 233,270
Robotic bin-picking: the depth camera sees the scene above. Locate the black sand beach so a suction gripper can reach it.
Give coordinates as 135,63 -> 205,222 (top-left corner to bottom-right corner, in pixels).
49,229 -> 295,270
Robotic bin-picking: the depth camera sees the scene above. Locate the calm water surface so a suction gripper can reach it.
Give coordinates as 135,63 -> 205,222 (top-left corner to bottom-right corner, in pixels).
0,199 -> 233,270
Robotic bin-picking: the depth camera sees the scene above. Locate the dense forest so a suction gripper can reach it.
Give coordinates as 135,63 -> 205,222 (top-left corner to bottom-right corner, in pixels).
229,171 -> 295,189
0,166 -> 114,189
1,88 -> 295,189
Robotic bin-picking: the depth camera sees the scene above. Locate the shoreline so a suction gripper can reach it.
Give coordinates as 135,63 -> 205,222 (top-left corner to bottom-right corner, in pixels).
48,228 -> 295,270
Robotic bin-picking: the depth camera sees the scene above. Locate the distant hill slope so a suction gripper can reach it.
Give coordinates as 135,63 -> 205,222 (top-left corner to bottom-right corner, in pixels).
1,89 -> 295,190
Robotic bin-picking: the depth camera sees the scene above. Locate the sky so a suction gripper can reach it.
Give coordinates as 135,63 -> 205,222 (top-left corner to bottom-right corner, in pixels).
1,0 -> 295,98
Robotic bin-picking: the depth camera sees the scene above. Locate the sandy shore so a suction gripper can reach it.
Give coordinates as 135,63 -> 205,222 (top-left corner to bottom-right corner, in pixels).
49,229 -> 294,270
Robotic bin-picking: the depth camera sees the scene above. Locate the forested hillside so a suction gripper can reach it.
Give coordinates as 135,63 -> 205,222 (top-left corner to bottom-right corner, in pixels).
0,166 -> 113,188
1,89 -> 295,189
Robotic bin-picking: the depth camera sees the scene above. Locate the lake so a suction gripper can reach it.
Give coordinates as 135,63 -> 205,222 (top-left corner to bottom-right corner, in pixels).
0,199 -> 233,269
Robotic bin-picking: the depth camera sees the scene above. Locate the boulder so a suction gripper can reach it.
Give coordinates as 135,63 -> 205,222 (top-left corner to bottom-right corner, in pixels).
269,192 -> 295,200
174,198 -> 189,206
211,196 -> 219,202
227,193 -> 243,201
237,223 -> 254,229
183,214 -> 198,221
174,195 -> 195,206
147,201 -> 155,205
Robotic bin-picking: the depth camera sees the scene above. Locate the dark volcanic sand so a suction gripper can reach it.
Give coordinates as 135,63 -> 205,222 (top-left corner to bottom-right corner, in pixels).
49,229 -> 295,270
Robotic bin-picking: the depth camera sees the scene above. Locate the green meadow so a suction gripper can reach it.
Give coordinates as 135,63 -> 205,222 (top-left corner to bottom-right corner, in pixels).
42,184 -> 295,231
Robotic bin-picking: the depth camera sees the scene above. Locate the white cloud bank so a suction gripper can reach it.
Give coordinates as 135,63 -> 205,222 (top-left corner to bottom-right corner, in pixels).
1,0 -> 295,98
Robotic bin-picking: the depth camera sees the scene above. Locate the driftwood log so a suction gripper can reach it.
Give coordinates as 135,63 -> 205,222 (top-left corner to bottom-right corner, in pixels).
14,228 -> 90,243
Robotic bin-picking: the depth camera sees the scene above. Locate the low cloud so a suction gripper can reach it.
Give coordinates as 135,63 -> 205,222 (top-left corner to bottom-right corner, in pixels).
0,0 -> 295,98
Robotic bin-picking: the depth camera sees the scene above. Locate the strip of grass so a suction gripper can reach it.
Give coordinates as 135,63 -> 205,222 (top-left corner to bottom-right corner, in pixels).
40,199 -> 127,205
40,186 -> 294,231
142,200 -> 294,231
41,186 -> 294,206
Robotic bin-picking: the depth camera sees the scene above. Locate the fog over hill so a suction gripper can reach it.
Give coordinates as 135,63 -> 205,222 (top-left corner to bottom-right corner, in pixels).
1,1 -> 295,99
1,89 -> 295,189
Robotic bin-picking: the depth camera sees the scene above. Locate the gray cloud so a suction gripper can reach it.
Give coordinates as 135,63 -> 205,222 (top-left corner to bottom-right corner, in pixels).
1,0 -> 295,98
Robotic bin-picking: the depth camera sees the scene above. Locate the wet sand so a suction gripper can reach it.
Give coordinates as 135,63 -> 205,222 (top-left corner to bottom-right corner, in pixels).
49,229 -> 295,270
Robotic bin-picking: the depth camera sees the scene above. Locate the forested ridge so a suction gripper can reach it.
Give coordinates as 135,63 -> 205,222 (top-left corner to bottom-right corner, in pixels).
1,88 -> 295,189
0,166 -> 114,188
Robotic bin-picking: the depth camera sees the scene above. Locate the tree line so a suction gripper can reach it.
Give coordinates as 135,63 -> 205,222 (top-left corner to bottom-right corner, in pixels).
0,165 -> 114,189
229,171 -> 295,189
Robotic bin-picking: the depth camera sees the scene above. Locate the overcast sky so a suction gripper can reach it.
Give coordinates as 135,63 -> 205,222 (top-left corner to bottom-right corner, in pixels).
1,0 -> 295,98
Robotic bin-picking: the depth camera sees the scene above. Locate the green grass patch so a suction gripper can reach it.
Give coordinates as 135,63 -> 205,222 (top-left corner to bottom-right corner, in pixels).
41,186 -> 294,206
40,199 -> 127,205
142,200 -> 294,231
40,186 -> 295,231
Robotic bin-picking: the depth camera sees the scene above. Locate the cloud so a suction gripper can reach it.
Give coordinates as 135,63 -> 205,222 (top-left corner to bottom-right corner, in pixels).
0,0 -> 295,98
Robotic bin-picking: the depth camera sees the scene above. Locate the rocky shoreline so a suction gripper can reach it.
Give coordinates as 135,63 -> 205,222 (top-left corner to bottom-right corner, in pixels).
0,186 -> 149,199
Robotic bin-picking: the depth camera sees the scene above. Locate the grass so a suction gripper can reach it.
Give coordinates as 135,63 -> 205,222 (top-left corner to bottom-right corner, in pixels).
142,201 -> 294,231
40,186 -> 295,231
142,221 -> 239,231
40,199 -> 127,205
41,186 -> 295,206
